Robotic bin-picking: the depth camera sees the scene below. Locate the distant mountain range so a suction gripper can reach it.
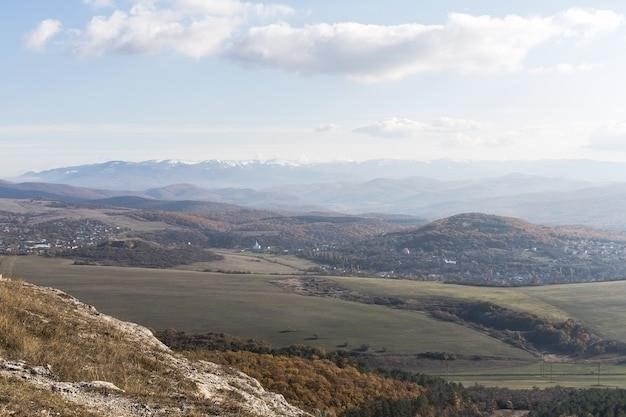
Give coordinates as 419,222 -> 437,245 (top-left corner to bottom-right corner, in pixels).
17,159 -> 626,189
0,175 -> 622,228
9,159 -> 626,230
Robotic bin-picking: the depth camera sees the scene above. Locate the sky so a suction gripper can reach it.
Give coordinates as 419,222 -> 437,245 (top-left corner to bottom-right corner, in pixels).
2,0 -> 626,176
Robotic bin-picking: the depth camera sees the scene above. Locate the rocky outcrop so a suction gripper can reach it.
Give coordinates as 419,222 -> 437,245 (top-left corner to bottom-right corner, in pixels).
0,277 -> 309,417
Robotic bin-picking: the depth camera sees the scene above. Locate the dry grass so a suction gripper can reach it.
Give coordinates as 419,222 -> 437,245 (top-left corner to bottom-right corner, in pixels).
177,249 -> 318,275
0,376 -> 102,417
0,279 -> 194,403
0,278 -> 313,417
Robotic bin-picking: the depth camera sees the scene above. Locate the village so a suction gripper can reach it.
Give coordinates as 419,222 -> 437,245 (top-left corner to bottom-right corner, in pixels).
0,213 -> 124,255
4,205 -> 626,287
303,235 -> 626,286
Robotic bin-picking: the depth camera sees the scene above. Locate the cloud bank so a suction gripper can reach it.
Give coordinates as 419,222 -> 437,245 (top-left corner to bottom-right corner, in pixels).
27,3 -> 623,81
232,9 -> 622,81
354,117 -> 516,147
71,0 -> 293,58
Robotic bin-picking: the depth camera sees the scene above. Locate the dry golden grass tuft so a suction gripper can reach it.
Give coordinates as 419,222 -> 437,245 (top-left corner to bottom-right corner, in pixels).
0,278 -> 311,417
0,279 -> 194,402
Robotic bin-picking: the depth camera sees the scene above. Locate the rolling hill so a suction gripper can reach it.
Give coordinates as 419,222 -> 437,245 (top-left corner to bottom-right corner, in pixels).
0,196 -> 412,263
0,181 -> 136,202
11,167 -> 626,230
304,213 -> 626,285
145,184 -> 300,208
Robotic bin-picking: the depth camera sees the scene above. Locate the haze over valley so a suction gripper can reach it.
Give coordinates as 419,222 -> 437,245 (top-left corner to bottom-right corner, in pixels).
6,1 -> 626,416
8,158 -> 626,229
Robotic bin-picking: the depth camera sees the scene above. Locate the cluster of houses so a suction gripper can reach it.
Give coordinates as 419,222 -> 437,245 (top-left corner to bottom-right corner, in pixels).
241,240 -> 296,255
0,217 -> 124,256
563,239 -> 626,258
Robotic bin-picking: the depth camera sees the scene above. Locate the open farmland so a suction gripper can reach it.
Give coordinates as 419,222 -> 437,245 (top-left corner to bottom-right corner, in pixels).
521,281 -> 626,344
175,249 -> 319,274
449,362 -> 626,389
8,255 -> 626,388
0,256 -> 528,360
319,276 -> 626,388
325,277 -> 571,321
325,276 -> 626,344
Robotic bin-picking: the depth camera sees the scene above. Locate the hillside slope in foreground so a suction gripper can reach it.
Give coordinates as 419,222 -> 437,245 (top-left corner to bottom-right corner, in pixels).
0,276 -> 309,417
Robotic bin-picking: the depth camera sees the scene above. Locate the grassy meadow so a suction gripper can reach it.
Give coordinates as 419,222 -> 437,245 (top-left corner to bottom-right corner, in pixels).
7,255 -> 626,388
0,256 -> 527,359
326,276 -> 626,344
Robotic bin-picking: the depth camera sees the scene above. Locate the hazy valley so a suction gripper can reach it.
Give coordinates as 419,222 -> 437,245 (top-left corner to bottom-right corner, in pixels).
7,161 -> 626,415
10,159 -> 626,230
7,1 -> 626,413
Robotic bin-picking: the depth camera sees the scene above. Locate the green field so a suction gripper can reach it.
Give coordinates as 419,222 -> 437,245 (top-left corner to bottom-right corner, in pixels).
449,362 -> 626,389
6,255 -> 626,388
0,256 -> 527,359
326,276 -> 626,344
327,277 -> 571,321
522,282 -> 626,343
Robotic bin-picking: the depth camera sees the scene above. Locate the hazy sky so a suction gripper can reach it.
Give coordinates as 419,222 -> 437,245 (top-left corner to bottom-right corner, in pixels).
3,0 -> 626,176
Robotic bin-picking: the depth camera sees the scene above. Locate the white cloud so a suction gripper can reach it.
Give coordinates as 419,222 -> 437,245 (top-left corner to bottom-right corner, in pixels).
174,0 -> 293,18
30,0 -> 292,58
83,0 -> 115,8
354,117 -> 483,138
353,117 -> 513,147
75,8 -> 239,58
24,19 -> 63,50
315,123 -> 337,133
354,117 -> 428,138
26,6 -> 622,81
231,8 -> 623,81
558,8 -> 623,39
